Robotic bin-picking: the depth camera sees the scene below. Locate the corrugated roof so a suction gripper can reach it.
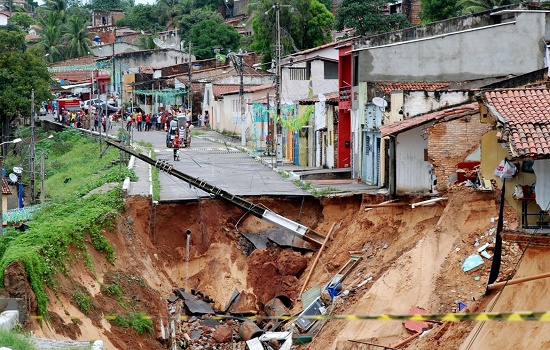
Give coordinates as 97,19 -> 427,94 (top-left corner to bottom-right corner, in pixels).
379,102 -> 479,137
482,89 -> 550,158
299,92 -> 339,104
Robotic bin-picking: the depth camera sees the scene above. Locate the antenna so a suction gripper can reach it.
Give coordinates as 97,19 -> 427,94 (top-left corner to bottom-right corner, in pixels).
372,97 -> 388,108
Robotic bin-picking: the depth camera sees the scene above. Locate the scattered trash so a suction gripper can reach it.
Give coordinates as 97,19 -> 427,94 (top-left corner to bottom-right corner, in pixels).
488,227 -> 496,235
474,276 -> 480,281
474,238 -> 479,247
455,246 -> 461,252
477,243 -> 490,253
462,254 -> 484,272
480,250 -> 492,259
457,301 -> 467,311
382,243 -> 388,249
357,277 -> 373,288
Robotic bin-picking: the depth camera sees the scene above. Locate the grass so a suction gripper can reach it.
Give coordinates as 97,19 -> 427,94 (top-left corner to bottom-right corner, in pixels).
107,312 -> 153,335
293,179 -> 337,197
72,290 -> 94,314
0,129 -> 131,316
0,329 -> 36,350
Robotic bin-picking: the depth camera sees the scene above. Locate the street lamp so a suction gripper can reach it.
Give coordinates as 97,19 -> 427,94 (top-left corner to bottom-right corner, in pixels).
0,138 -> 22,228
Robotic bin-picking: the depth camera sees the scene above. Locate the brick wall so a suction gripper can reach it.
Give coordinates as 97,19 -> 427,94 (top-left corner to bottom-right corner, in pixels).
427,112 -> 491,190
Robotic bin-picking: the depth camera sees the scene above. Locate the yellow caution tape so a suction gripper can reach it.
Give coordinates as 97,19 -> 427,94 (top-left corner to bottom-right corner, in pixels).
28,311 -> 550,322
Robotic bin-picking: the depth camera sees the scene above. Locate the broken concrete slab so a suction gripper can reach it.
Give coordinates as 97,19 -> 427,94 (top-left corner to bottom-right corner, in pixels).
167,295 -> 178,303
201,318 -> 219,328
224,288 -> 240,313
184,298 -> 216,315
263,228 -> 316,251
241,233 -> 269,250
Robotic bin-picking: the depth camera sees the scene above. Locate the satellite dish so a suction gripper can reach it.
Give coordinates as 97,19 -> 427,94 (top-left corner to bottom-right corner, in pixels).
13,167 -> 23,174
153,37 -> 168,49
9,173 -> 17,183
372,97 -> 388,108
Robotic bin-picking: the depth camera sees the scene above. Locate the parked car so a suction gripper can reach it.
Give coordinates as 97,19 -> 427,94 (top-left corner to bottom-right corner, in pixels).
81,98 -> 102,111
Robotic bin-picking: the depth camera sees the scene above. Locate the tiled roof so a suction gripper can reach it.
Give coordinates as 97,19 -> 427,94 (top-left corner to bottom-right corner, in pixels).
292,37 -> 356,56
379,103 -> 479,137
483,89 -> 550,158
213,84 -> 242,98
376,82 -> 451,94
1,178 -> 11,195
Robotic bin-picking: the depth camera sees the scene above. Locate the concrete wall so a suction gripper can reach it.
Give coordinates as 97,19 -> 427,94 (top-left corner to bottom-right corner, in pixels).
357,12 -> 549,82
282,60 -> 338,103
403,91 -> 473,117
395,128 -> 432,193
427,112 -> 491,189
116,50 -> 191,71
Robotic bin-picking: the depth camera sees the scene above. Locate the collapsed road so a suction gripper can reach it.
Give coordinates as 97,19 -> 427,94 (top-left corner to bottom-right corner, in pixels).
105,138 -> 326,247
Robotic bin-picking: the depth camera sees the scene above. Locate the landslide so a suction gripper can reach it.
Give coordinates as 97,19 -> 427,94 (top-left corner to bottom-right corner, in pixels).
17,186 -> 531,350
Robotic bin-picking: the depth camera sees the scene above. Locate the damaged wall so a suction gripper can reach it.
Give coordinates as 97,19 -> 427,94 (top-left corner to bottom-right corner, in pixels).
427,112 -> 491,189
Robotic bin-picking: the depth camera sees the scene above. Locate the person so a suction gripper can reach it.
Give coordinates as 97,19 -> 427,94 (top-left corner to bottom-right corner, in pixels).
179,125 -> 187,148
172,131 -> 180,161
126,115 -> 132,131
204,111 -> 210,128
136,112 -> 143,131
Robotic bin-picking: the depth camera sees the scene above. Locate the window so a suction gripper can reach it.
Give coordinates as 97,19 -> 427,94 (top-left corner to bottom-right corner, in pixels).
324,61 -> 338,79
352,55 -> 358,87
289,67 -> 308,80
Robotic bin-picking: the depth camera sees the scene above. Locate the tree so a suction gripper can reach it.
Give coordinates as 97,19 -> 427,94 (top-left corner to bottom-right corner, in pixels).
36,10 -> 64,62
294,0 -> 334,49
458,0 -> 521,14
134,35 -> 157,50
176,8 -> 223,37
154,0 -> 189,26
188,19 -> 241,59
250,0 -> 332,66
0,28 -> 52,144
86,0 -> 134,12
116,4 -> 157,31
420,0 -> 460,22
45,0 -> 67,14
334,0 -> 410,36
8,13 -> 35,31
63,15 -> 94,58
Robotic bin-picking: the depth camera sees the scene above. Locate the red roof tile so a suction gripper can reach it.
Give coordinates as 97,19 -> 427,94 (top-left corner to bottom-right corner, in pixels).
213,84 -> 242,98
1,178 -> 11,195
482,89 -> 550,158
376,82 -> 451,94
379,103 -> 479,137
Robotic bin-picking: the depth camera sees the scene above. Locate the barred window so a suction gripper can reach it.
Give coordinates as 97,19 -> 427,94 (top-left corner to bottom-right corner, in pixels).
289,67 -> 308,80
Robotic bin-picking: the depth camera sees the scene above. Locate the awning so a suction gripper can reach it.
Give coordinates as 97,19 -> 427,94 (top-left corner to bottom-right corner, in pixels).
61,82 -> 92,90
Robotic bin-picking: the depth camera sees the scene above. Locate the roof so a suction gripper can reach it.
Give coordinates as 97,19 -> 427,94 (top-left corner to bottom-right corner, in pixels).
299,92 -> 339,105
220,83 -> 275,96
1,178 -> 11,196
281,55 -> 338,67
379,102 -> 479,137
482,89 -> 550,158
376,82 -> 451,95
213,84 -> 242,98
291,37 -> 356,56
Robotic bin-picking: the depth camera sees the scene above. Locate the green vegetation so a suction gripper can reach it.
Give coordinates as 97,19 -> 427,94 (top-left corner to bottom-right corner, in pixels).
107,312 -> 153,335
0,330 -> 37,350
0,129 -> 133,316
293,179 -> 336,197
72,290 -> 94,314
335,0 -> 410,36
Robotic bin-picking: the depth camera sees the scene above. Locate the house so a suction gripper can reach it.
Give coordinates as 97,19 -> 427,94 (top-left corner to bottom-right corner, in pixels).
478,88 -> 550,228
379,102 -> 490,194
0,11 -> 10,26
297,92 -> 339,167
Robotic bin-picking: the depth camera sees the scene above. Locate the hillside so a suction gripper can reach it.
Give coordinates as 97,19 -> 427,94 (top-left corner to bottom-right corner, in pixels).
6,181 -> 539,349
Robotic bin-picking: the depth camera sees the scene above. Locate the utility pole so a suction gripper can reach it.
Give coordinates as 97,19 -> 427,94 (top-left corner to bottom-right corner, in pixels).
30,89 -> 36,205
229,52 -> 247,146
275,4 -> 282,165
188,42 -> 193,117
40,150 -> 45,205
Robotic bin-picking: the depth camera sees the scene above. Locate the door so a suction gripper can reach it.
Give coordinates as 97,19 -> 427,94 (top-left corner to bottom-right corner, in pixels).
362,131 -> 380,185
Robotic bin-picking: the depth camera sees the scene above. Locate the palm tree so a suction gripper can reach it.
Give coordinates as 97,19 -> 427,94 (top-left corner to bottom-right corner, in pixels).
154,0 -> 185,26
63,15 -> 93,58
134,35 -> 157,50
458,0 -> 521,14
45,0 -> 67,13
36,11 -> 64,62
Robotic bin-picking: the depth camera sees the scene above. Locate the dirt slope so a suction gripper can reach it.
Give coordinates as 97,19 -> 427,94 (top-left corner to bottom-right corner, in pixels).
21,187 -> 542,349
